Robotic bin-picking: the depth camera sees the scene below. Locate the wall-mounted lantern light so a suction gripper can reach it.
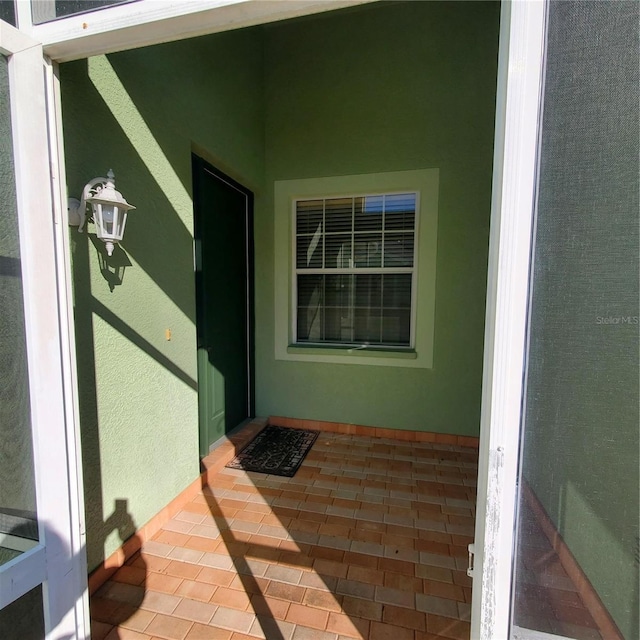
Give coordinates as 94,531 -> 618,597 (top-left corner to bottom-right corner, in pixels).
68,170 -> 135,256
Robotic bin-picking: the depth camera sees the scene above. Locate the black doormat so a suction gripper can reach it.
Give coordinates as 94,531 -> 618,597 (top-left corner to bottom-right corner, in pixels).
226,425 -> 319,477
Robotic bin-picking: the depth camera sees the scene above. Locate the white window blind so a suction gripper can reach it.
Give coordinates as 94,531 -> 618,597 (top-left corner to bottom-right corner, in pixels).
294,192 -> 417,347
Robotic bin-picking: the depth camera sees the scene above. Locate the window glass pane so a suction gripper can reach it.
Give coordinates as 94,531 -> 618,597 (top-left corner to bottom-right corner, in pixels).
511,2 -> 639,639
382,308 -> 411,345
383,232 -> 414,267
354,275 -> 382,343
382,273 -> 412,309
0,1 -> 17,26
0,585 -> 44,640
355,195 -> 383,231
297,275 -> 323,342
296,233 -> 322,269
296,199 -> 323,235
324,197 -> 352,233
381,274 -> 411,346
384,193 -> 416,230
0,54 -> 39,566
31,0 -> 134,24
325,233 -> 351,269
353,234 -> 382,268
324,274 -> 352,342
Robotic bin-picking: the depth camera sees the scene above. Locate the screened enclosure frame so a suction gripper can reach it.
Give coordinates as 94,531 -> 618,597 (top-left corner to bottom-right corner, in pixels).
0,19 -> 88,639
0,0 -> 567,638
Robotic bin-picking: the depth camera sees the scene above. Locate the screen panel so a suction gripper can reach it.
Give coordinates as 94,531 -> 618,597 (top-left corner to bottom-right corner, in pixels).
31,0 -> 134,24
0,53 -> 39,567
511,2 -> 640,639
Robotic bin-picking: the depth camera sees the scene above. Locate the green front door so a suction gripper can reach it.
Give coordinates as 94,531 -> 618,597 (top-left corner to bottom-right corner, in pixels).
193,156 -> 254,456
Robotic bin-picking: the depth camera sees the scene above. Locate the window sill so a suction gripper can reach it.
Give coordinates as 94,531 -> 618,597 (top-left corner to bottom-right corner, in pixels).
287,344 -> 418,360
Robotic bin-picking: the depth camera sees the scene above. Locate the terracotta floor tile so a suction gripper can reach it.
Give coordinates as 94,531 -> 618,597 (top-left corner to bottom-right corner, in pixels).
228,574 -> 270,595
196,566 -> 235,587
250,594 -> 291,618
369,621 -> 414,640
265,564 -> 304,584
291,626 -> 339,640
424,579 -> 463,601
100,582 -> 146,607
91,597 -> 128,624
286,602 -> 330,629
145,572 -> 183,594
210,605 -> 256,634
342,551 -> 378,569
172,598 -> 217,624
336,579 -> 375,600
175,579 -> 216,603
210,586 -> 253,610
340,595 -> 383,621
383,572 -> 423,593
91,620 -> 115,640
112,565 -> 147,586
134,554 -> 171,573
326,611 -> 369,638
383,604 -> 427,631
140,591 -> 181,615
250,615 -> 297,640
185,623 -> 232,640
91,430 -> 483,640
378,557 -> 415,576
119,608 -> 156,633
264,581 -> 306,603
345,565 -> 385,586
374,585 -> 415,609
155,531 -> 191,547
104,628 -> 151,640
426,613 -> 471,640
144,613 -> 193,640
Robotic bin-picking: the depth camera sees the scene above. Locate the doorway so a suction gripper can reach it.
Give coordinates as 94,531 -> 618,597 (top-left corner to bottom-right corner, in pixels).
193,155 -> 255,457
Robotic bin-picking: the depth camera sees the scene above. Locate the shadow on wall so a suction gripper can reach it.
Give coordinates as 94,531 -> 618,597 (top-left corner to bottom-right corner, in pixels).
62,58 -> 197,326
70,221 -> 197,573
64,58 -> 201,562
88,235 -> 132,292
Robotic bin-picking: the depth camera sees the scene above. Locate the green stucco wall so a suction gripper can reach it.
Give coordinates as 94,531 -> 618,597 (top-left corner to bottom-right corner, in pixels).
257,1 -> 500,434
520,2 -> 639,637
60,29 -> 265,570
61,1 -> 500,569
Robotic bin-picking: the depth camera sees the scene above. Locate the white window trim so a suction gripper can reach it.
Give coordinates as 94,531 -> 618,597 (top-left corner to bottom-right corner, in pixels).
275,169 -> 438,368
292,190 -> 419,350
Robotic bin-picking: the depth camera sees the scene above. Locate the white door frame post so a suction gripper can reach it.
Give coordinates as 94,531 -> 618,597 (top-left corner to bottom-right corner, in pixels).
470,0 -> 548,638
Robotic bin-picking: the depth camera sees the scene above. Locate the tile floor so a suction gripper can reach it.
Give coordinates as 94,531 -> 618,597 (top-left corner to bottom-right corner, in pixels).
90,430 -> 479,640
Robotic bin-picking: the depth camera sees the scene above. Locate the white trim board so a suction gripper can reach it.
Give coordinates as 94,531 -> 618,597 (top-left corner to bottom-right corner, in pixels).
30,0 -> 377,63
470,0 -> 548,638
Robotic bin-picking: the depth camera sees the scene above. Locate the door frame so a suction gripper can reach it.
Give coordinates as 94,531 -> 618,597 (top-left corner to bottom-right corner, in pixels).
0,20 -> 89,639
192,155 -> 256,456
470,1 -> 548,638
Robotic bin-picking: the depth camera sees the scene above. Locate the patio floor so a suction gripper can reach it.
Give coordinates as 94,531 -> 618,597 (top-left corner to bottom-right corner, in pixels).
89,428 -> 478,640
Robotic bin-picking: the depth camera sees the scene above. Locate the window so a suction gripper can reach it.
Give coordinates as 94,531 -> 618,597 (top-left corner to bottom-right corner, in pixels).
274,169 -> 438,368
294,193 -> 417,347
